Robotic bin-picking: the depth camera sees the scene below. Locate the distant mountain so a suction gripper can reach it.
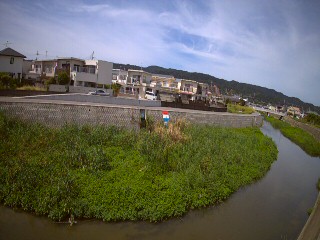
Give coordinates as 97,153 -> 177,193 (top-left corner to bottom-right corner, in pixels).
113,63 -> 320,114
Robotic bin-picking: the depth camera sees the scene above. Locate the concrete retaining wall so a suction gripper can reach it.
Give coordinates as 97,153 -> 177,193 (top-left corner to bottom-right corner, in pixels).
0,99 -> 262,129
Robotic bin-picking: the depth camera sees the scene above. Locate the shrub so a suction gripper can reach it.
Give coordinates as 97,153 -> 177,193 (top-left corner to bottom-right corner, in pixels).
111,83 -> 122,96
227,104 -> 255,114
0,72 -> 18,89
57,71 -> 70,85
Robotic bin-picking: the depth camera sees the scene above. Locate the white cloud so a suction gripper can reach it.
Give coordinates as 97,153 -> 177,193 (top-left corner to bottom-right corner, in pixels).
0,0 -> 319,105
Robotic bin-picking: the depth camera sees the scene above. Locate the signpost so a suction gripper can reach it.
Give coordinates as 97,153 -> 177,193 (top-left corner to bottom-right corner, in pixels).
162,111 -> 170,127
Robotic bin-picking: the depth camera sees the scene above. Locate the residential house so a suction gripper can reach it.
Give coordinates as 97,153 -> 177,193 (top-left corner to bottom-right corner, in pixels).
117,69 -> 152,98
287,106 -> 301,117
268,105 -> 276,112
71,59 -> 113,88
176,79 -> 198,101
112,69 -> 128,85
150,74 -> 177,94
197,82 -> 210,99
0,47 -> 26,79
22,60 -> 38,81
28,57 -> 112,88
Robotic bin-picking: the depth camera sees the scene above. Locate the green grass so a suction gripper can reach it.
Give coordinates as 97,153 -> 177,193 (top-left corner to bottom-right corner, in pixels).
0,113 -> 277,222
227,104 -> 255,114
265,116 -> 320,157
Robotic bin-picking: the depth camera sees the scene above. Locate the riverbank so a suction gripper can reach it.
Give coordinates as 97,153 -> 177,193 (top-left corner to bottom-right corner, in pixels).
265,115 -> 320,157
0,112 -> 278,222
284,116 -> 320,142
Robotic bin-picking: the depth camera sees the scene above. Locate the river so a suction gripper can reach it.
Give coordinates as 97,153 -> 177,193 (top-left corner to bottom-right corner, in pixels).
1,121 -> 319,240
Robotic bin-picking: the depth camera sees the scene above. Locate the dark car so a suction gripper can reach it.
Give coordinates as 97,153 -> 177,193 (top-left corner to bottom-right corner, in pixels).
88,89 -> 110,96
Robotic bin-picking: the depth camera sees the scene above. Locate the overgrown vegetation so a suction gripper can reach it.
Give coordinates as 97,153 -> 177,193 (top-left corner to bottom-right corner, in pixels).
265,116 -> 320,157
227,104 -> 255,114
0,72 -> 19,89
0,113 -> 277,222
300,113 -> 320,128
16,86 -> 47,91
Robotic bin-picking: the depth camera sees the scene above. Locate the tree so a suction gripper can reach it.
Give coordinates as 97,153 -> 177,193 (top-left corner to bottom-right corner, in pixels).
111,83 -> 122,97
57,71 -> 70,85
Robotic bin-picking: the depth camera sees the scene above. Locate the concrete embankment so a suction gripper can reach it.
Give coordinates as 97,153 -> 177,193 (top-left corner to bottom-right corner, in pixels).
297,192 -> 320,240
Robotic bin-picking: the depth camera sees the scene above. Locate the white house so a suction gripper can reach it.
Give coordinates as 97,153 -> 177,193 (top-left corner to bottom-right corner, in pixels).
0,47 -> 26,79
28,57 -> 113,88
112,69 -> 152,98
71,59 -> 113,88
112,69 -> 128,85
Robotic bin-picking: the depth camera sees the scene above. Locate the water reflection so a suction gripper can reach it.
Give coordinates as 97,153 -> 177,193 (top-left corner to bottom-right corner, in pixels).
1,121 -> 319,240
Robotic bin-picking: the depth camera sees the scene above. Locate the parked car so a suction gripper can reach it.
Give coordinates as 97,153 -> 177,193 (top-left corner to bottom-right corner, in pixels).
145,91 -> 157,100
88,89 -> 110,96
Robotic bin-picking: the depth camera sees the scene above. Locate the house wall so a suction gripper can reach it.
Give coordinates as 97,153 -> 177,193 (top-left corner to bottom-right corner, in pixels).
22,60 -> 33,75
112,69 -> 128,84
97,60 -> 113,85
178,80 -> 198,93
128,70 -> 152,84
71,60 -> 112,86
0,56 -> 24,78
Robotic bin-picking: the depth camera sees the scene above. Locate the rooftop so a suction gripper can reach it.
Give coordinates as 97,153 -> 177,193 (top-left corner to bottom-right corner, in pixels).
0,47 -> 26,58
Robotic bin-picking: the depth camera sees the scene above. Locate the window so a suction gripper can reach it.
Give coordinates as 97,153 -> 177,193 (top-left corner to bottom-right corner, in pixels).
10,57 -> 14,64
74,65 -> 80,72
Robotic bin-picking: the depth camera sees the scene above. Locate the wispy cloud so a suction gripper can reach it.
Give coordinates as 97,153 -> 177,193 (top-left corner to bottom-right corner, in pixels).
0,0 -> 319,105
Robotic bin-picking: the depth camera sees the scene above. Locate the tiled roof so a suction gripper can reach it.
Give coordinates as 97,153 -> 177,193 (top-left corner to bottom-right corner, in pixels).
0,47 -> 26,58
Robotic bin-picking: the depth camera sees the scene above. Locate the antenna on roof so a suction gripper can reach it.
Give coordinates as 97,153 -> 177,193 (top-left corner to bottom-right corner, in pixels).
91,51 -> 95,60
45,50 -> 48,59
3,41 -> 12,48
35,50 -> 40,60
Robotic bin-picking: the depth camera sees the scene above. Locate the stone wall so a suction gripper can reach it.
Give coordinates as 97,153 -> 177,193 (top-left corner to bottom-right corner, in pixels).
0,100 -> 263,129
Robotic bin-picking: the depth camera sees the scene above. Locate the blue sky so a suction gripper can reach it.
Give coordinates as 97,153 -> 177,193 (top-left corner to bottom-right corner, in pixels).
1,0 -> 319,106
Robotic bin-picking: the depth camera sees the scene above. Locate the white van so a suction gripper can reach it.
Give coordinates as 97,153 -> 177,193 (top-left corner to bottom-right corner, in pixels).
145,91 -> 157,100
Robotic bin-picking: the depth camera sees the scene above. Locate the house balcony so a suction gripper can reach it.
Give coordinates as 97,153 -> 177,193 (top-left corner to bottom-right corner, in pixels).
127,77 -> 141,85
71,71 -> 97,83
73,66 -> 96,74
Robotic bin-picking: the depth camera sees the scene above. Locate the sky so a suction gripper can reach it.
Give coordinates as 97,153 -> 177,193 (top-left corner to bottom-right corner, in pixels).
0,0 -> 319,106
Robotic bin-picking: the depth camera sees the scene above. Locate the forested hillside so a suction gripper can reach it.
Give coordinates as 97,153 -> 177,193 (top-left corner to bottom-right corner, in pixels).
113,63 -> 320,114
